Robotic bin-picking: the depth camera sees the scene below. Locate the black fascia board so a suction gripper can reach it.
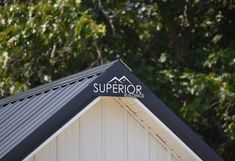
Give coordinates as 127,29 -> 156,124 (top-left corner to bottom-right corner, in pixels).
91,60 -> 224,161
1,88 -> 97,161
1,60 -> 223,161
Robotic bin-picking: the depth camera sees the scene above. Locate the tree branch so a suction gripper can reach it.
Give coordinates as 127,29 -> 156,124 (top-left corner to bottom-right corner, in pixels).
97,0 -> 117,36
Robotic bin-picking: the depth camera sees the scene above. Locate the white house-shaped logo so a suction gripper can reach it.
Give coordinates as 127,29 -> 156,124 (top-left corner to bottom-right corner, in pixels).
93,76 -> 144,98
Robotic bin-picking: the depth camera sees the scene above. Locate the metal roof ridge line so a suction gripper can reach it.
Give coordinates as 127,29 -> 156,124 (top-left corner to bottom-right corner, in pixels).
0,60 -> 119,107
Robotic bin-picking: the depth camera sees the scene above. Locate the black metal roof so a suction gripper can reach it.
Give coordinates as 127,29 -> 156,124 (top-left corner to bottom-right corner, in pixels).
0,60 -> 223,161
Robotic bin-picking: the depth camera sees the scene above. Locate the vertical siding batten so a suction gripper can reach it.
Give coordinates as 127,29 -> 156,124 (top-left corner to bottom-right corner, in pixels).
24,97 -> 194,161
102,97 -> 125,161
101,98 -> 105,161
22,97 -> 102,161
34,138 -> 57,161
57,119 -> 79,161
123,103 -> 128,161
133,99 -> 202,161
115,97 -> 182,161
80,100 -> 102,161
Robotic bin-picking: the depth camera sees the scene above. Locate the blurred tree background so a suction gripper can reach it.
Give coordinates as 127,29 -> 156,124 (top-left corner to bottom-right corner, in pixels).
0,0 -> 234,160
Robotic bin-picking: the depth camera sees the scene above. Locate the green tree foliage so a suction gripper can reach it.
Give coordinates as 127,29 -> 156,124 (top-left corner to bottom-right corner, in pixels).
0,0 -> 106,95
0,0 -> 235,160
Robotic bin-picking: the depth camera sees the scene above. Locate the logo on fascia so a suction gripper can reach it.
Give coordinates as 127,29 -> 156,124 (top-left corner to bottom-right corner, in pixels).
93,76 -> 144,98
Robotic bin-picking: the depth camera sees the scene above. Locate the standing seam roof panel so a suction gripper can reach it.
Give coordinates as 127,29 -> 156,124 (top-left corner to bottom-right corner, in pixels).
0,70 -> 100,159
0,60 -> 116,107
0,89 -> 60,133
1,76 -> 96,158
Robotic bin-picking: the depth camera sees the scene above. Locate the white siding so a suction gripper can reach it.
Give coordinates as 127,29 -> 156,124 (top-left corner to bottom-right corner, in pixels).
127,112 -> 149,161
26,97 -> 181,161
58,120 -> 79,161
80,101 -> 102,161
103,98 -> 126,161
35,138 -> 57,161
149,134 -> 167,161
172,155 -> 180,161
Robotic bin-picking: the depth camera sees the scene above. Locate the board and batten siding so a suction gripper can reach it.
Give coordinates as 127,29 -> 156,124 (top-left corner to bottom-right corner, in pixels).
26,97 -> 181,161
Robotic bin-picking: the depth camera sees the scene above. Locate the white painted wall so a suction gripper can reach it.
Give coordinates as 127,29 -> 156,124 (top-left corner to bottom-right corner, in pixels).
26,97 -> 180,161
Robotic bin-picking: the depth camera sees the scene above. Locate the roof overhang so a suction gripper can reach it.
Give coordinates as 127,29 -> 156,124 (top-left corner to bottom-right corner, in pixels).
0,60 -> 223,161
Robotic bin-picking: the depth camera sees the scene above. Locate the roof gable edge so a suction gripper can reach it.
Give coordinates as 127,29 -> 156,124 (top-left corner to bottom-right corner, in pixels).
0,60 -> 224,161
88,61 -> 223,161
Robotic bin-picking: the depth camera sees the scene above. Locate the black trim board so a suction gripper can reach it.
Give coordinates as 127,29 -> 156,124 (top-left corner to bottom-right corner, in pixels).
91,60 -> 224,161
0,60 -> 223,161
1,88 -> 96,161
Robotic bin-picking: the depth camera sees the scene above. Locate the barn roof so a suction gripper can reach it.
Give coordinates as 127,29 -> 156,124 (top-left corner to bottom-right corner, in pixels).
0,60 -> 223,161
